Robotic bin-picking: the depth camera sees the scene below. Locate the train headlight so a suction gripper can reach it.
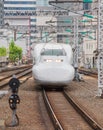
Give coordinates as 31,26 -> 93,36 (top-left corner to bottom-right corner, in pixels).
9,99 -> 13,103
44,59 -> 52,62
55,59 -> 63,62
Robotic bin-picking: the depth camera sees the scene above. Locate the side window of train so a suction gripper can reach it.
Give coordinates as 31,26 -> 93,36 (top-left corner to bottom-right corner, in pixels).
41,49 -> 52,55
53,49 -> 66,56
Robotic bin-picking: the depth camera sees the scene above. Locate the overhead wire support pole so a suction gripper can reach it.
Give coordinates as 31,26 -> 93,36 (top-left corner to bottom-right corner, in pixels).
48,0 -> 84,81
97,0 -> 103,97
74,17 -> 79,67
73,17 -> 80,81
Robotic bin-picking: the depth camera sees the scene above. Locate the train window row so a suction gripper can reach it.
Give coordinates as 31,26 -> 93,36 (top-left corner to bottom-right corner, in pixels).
41,49 -> 66,56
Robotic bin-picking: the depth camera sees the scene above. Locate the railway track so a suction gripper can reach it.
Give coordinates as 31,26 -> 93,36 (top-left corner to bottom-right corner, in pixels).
79,69 -> 97,78
42,89 -> 103,130
0,66 -> 32,89
0,64 -> 32,73
0,66 -> 31,81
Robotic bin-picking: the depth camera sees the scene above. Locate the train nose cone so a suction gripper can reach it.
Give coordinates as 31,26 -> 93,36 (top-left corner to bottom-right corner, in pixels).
32,63 -> 75,84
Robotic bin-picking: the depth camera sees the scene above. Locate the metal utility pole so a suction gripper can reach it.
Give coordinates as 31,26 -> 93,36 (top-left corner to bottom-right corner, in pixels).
14,29 -> 17,41
73,17 -> 80,81
0,0 -> 4,27
97,0 -> 103,97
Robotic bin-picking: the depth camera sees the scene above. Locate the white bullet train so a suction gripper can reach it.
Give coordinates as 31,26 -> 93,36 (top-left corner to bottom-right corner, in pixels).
32,43 -> 75,88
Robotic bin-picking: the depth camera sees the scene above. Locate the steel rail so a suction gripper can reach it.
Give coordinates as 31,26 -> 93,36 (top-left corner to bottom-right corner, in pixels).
0,68 -> 32,88
0,67 -> 31,81
42,89 -> 63,130
79,69 -> 97,78
63,90 -> 103,130
0,64 -> 32,73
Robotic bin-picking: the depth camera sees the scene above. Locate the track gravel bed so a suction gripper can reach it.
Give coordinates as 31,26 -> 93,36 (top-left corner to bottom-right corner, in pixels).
0,74 -> 103,129
66,75 -> 103,127
47,91 -> 92,130
0,77 -> 54,130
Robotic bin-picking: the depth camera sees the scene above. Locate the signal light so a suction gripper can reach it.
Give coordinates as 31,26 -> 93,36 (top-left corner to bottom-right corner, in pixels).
16,99 -> 20,104
9,99 -> 13,103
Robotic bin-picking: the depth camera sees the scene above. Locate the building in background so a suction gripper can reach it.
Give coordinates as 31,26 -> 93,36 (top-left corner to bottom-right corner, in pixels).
0,0 -> 98,68
36,0 -> 57,44
37,0 -> 49,6
48,0 -> 97,68
3,0 -> 36,57
0,0 -> 4,27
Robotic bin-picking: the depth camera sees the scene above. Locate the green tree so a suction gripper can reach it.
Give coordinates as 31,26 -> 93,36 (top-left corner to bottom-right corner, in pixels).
9,40 -> 23,63
0,47 -> 7,56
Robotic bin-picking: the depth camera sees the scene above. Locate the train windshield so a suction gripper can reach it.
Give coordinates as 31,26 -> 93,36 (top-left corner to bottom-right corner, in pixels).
41,49 -> 66,56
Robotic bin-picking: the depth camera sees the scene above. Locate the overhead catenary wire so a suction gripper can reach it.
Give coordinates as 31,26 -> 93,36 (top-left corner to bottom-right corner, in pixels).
49,1 -> 97,19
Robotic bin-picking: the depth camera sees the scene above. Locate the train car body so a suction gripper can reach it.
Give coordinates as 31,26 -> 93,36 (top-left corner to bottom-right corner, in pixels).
32,43 -> 75,88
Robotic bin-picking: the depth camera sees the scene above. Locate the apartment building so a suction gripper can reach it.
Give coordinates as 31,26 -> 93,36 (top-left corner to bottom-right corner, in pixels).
3,0 -> 36,56
0,0 -> 4,26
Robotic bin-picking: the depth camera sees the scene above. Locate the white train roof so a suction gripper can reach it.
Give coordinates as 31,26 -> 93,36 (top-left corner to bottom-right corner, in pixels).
33,43 -> 72,61
34,43 -> 71,51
